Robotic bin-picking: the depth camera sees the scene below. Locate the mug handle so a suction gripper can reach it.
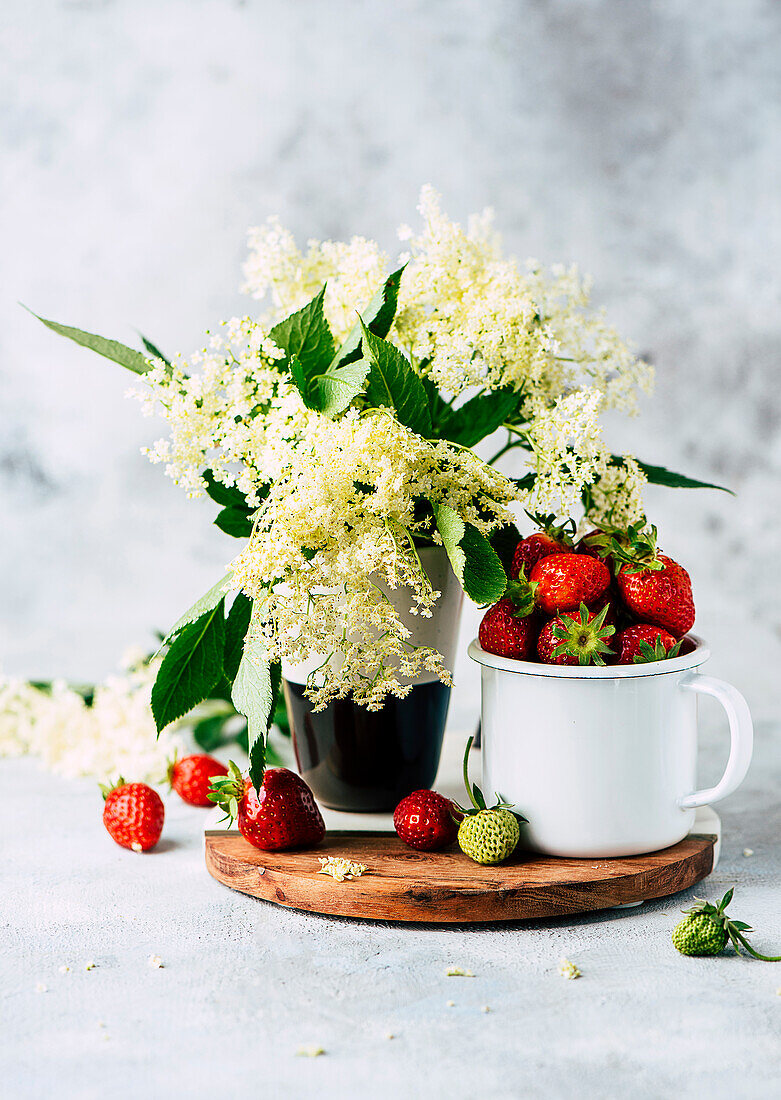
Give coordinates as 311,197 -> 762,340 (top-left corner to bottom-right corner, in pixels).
677,672 -> 753,809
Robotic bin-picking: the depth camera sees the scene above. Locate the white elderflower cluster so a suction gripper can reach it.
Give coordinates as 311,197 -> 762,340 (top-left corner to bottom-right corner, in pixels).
243,218 -> 389,344
524,390 -> 607,516
585,456 -> 649,530
231,408 -> 515,709
0,656 -> 184,782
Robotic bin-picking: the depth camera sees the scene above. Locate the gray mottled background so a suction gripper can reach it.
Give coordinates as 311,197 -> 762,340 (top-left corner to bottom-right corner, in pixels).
2,0 -> 780,732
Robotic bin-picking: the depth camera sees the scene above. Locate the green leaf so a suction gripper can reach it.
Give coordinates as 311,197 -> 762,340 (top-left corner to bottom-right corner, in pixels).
164,574 -> 231,642
25,307 -> 151,375
489,522 -> 522,576
201,470 -> 252,511
419,371 -> 450,431
330,265 -> 406,369
151,604 -> 226,732
439,388 -> 521,448
270,285 -> 335,378
299,356 -> 371,417
433,503 -> 507,605
138,334 -> 171,367
231,631 -> 282,791
632,458 -> 734,495
360,321 -> 432,437
223,593 -> 252,682
214,506 -> 254,539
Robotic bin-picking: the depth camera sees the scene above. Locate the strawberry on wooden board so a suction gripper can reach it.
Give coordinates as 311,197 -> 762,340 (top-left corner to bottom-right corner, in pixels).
393,790 -> 462,851
478,575 -> 540,660
529,553 -> 611,615
168,753 -> 229,807
617,554 -> 695,637
209,762 -> 325,852
537,603 -> 616,666
101,779 -> 165,852
613,624 -> 682,665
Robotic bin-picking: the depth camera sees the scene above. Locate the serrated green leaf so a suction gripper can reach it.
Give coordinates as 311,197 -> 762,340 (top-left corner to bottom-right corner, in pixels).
433,503 -> 507,606
439,388 -> 521,447
633,458 -> 734,494
231,630 -> 282,791
214,506 -> 255,539
360,321 -> 432,437
307,357 -> 371,417
223,593 -> 252,682
164,574 -> 231,642
25,307 -> 151,375
270,285 -> 335,378
151,604 -> 225,732
419,371 -> 450,431
330,265 -> 406,369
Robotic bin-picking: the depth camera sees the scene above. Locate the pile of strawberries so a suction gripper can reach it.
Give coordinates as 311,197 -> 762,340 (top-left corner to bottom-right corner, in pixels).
479,516 -> 695,667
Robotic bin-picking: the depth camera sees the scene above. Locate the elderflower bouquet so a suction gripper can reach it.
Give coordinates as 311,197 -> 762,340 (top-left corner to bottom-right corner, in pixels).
31,187 -> 719,789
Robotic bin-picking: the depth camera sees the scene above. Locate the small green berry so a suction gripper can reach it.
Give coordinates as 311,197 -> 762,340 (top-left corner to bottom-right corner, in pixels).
458,809 -> 519,865
672,913 -> 728,957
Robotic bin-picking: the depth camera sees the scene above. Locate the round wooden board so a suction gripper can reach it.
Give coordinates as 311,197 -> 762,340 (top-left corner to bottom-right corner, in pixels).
204,829 -> 717,923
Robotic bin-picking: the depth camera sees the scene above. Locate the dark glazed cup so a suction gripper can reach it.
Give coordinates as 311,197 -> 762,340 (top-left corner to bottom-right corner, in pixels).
284,678 -> 452,812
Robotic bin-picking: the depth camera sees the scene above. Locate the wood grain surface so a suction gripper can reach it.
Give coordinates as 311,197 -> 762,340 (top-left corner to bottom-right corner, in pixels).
204,830 -> 716,923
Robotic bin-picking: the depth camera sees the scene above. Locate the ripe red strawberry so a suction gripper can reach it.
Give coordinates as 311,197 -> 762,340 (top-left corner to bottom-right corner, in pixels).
510,513 -> 574,577
530,554 -> 611,615
101,779 -> 165,852
393,789 -> 463,851
479,576 -> 540,659
168,753 -> 229,807
209,762 -> 325,851
617,554 -> 695,637
537,604 -> 616,666
613,623 -> 682,664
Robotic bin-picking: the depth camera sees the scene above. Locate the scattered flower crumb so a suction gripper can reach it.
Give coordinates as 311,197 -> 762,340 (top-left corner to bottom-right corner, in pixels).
296,1046 -> 325,1057
482,1005 -> 491,1013
558,957 -> 581,980
98,1022 -> 106,1028
385,1033 -> 395,1040
148,955 -> 164,969
34,982 -> 47,993
84,961 -> 96,971
317,856 -> 368,882
743,848 -> 754,857
446,1000 -> 455,1007
58,965 -> 70,974
445,966 -> 474,977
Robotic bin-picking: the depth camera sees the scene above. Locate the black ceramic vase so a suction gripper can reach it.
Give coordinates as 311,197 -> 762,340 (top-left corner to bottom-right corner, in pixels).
282,547 -> 463,812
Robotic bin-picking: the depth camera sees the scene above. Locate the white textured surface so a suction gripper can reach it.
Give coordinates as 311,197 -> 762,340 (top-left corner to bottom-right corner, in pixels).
2,1 -> 781,737
3,729 -> 779,1099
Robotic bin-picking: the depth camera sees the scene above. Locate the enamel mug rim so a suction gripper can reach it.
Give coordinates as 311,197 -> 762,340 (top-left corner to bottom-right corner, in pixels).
468,633 -> 708,677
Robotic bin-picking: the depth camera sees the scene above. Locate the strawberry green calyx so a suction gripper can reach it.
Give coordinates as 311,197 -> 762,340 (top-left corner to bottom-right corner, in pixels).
585,519 -> 663,576
207,760 -> 246,825
672,888 -> 781,961
505,572 -> 538,618
98,776 -> 127,802
632,637 -> 682,664
551,603 -> 615,666
524,510 -> 575,547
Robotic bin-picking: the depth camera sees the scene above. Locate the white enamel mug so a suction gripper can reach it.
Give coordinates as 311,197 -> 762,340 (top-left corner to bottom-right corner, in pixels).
468,636 -> 753,858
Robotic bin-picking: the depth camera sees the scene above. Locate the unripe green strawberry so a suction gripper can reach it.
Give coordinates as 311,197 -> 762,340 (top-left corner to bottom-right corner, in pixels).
671,888 -> 781,961
458,808 -> 520,865
454,736 -> 525,866
671,913 -> 728,956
